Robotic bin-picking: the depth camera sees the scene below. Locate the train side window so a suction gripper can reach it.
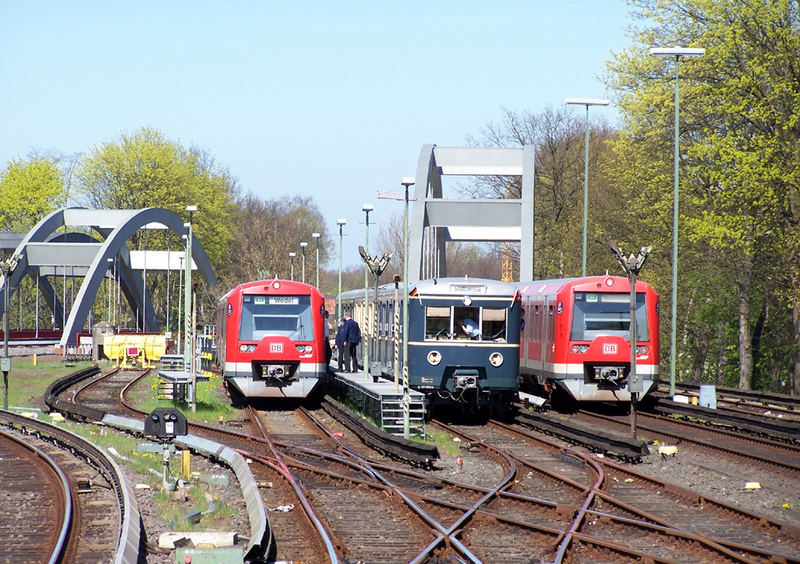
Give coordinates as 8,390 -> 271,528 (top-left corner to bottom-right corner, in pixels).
425,306 -> 451,340
482,308 -> 507,342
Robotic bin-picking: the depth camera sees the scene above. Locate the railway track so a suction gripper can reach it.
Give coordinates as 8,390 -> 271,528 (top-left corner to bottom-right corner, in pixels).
570,409 -> 800,477
44,365 -> 800,562
0,409 -> 140,563
443,418 -> 800,562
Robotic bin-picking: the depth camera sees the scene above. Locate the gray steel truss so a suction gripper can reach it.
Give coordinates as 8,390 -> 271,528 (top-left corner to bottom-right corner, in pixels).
409,144 -> 535,282
0,207 -> 217,347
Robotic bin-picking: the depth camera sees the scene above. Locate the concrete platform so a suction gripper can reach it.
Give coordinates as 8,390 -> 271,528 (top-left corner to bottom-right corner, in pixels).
330,369 -> 427,436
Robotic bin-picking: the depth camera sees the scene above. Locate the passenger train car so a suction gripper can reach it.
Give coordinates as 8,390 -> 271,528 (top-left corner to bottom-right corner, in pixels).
518,275 -> 659,402
340,277 -> 521,413
216,279 -> 328,404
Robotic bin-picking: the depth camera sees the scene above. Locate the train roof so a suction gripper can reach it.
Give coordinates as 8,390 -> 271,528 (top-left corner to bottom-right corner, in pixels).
516,275 -> 657,297
338,277 -> 519,301
220,279 -> 321,301
412,277 -> 518,297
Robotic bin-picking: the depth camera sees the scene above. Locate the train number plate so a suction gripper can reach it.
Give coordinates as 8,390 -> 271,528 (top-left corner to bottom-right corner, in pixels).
602,343 -> 617,354
270,343 -> 283,353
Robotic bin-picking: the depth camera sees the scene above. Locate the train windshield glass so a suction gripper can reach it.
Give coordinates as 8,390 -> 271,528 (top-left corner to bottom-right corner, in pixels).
239,294 -> 313,341
424,306 -> 507,342
570,292 -> 648,341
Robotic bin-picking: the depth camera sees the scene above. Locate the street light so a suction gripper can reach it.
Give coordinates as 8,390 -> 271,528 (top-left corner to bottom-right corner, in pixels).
362,203 -> 373,377
289,252 -> 296,281
401,177 -> 415,439
336,219 -> 347,323
312,232 -> 321,288
107,257 -> 113,323
650,46 -> 705,397
565,97 -> 610,277
300,241 -> 308,283
184,205 -> 198,412
609,240 -> 651,439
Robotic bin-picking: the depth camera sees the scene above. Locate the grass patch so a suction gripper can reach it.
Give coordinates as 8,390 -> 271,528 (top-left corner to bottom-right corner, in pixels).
59,418 -> 236,530
128,371 -> 239,424
1,355 -> 97,410
420,429 -> 463,457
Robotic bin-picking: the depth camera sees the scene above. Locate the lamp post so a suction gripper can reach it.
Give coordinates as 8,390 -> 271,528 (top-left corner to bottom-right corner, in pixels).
336,220 -> 347,323
362,204 -> 373,376
650,46 -> 705,397
300,241 -> 308,283
289,252 -> 296,281
609,240 -> 651,438
107,257 -> 113,322
312,232 -> 321,288
1,256 -> 19,410
401,177 -> 415,439
184,205 -> 198,411
177,255 -> 184,355
565,97 -> 610,277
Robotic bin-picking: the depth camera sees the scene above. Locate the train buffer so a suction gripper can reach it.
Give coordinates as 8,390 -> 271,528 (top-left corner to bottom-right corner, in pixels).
331,370 -> 427,437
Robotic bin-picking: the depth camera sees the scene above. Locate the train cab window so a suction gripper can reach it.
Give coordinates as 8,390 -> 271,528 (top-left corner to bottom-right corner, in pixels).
570,292 -> 649,341
481,308 -> 507,342
454,307 -> 480,340
425,306 -> 451,340
239,294 -> 313,341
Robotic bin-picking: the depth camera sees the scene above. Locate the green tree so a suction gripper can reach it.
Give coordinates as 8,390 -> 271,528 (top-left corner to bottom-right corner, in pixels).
0,156 -> 66,231
75,127 -> 237,270
607,0 -> 800,391
75,128 -> 238,328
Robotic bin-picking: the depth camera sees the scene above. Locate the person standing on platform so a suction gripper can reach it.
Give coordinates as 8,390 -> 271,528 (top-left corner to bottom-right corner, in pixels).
323,310 -> 332,368
335,318 -> 347,372
342,311 -> 361,372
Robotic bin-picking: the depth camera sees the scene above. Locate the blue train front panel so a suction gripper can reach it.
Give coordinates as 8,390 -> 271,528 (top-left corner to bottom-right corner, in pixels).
406,278 -> 521,409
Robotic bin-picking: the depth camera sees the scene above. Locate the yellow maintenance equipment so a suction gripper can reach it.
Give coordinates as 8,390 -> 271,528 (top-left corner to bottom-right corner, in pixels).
104,334 -> 166,368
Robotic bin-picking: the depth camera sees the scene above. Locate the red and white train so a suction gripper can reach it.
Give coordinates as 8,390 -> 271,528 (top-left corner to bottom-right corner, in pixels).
518,275 -> 659,402
216,279 -> 328,404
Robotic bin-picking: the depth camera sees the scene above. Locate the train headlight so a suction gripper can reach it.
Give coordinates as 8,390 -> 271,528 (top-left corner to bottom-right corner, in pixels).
240,344 -> 256,352
271,280 -> 281,290
304,345 -> 313,353
570,344 -> 589,353
636,345 -> 649,355
240,344 -> 248,352
427,351 -> 442,365
462,296 -> 472,306
489,352 -> 503,367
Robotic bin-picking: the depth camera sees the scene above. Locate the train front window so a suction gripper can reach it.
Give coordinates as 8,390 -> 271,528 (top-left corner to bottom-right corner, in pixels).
424,305 -> 507,342
570,292 -> 648,341
425,306 -> 451,339
481,308 -> 507,341
239,294 -> 313,341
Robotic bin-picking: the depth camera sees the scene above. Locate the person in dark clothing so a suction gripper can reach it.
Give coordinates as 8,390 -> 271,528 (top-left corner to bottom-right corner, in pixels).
323,310 -> 332,368
335,320 -> 347,372
342,311 -> 361,372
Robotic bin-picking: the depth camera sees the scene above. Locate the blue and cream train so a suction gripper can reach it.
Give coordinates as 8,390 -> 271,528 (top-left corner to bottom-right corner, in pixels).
339,277 -> 522,413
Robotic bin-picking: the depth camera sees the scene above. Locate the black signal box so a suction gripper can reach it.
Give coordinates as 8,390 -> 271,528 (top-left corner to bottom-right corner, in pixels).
144,408 -> 188,439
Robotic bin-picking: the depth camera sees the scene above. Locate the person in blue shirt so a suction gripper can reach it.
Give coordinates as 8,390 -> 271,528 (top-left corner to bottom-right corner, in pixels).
456,313 -> 480,339
342,311 -> 361,372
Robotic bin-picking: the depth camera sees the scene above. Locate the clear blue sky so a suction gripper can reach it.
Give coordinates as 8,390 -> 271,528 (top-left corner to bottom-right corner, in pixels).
1,1 -> 636,268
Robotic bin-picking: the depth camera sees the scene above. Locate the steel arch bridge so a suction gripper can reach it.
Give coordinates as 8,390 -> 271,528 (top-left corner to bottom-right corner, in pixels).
0,207 -> 217,347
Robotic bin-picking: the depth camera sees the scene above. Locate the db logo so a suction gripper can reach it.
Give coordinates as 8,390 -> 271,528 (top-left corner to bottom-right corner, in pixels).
270,343 -> 283,353
602,343 -> 617,354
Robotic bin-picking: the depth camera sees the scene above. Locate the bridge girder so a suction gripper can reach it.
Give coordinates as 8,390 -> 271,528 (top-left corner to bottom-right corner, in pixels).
408,144 -> 535,282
